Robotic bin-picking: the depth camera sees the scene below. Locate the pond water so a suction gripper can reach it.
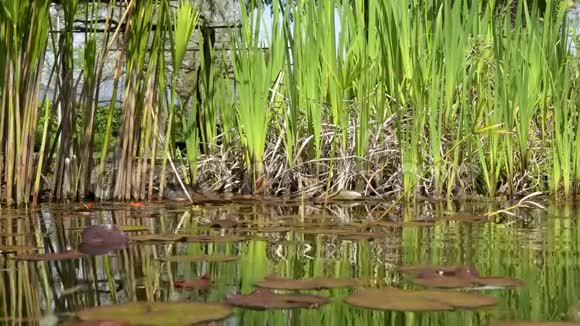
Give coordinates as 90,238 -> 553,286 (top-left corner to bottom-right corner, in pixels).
1,199 -> 579,325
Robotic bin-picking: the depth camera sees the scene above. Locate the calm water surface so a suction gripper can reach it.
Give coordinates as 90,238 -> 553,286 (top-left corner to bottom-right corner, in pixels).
1,200 -> 579,325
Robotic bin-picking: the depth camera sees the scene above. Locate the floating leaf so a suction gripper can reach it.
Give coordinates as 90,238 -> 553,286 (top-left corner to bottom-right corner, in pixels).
344,288 -> 453,311
81,225 -> 129,246
62,321 -> 130,326
339,232 -> 386,241
79,225 -> 129,256
130,234 -> 248,243
130,202 -> 146,208
226,289 -> 329,310
14,250 -> 86,261
78,302 -> 232,325
0,245 -> 38,254
130,234 -> 186,242
413,276 -> 475,289
174,275 -> 212,291
442,213 -> 488,223
492,322 -> 580,326
210,219 -> 241,229
117,225 -> 150,232
183,234 -> 249,243
255,275 -> 359,290
344,287 -> 497,311
158,255 -> 239,263
418,290 -> 497,309
400,265 -> 523,289
332,190 -> 362,200
474,277 -> 525,288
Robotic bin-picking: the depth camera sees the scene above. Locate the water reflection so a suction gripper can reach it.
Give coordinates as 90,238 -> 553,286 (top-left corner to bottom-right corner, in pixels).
0,200 -> 579,325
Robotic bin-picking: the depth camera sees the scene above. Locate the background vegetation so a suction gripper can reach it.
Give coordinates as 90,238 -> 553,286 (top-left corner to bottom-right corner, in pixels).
0,0 -> 579,205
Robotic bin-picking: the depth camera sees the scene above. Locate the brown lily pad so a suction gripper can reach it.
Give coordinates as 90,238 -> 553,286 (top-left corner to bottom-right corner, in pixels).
117,225 -> 150,232
130,234 -> 186,242
78,302 -> 232,325
255,275 -> 359,290
183,235 -> 249,243
442,213 -> 488,223
400,265 -> 523,289
14,250 -> 86,261
158,255 -> 239,263
418,289 -> 498,309
344,287 -> 497,311
62,321 -> 131,326
474,277 -> 525,288
174,274 -> 212,291
338,232 -> 386,241
413,276 -> 475,289
131,234 -> 248,243
344,288 -> 453,311
79,225 -> 129,256
210,219 -> 241,229
0,245 -> 39,254
225,289 -> 329,310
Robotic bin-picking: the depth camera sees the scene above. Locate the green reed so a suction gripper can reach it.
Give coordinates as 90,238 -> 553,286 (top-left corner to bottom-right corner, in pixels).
233,0 -> 285,192
0,0 -> 580,204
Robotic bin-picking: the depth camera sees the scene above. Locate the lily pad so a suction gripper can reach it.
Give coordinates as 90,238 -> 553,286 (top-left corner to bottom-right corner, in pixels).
130,234 -> 248,243
78,302 -> 232,325
117,225 -> 150,232
493,322 -> 580,326
442,213 -> 488,223
255,275 -> 359,290
79,225 -> 129,256
0,245 -> 38,254
344,287 -> 497,311
413,276 -> 475,289
210,219 -> 241,229
332,190 -> 362,200
418,290 -> 498,309
14,250 -> 86,261
400,265 -> 523,289
158,255 -> 239,263
474,277 -> 525,288
130,234 -> 186,242
339,232 -> 386,241
344,288 -> 453,311
174,275 -> 212,291
225,289 -> 329,310
62,321 -> 130,326
183,234 -> 249,243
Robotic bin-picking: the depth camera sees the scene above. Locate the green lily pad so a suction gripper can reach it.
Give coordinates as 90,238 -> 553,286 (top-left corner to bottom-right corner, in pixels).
344,287 -> 497,311
158,255 -> 239,263
332,190 -> 363,200
78,302 -> 232,325
255,275 -> 359,290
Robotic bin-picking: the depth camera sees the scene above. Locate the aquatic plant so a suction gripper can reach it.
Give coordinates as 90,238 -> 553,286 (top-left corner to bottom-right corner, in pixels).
0,0 -> 579,204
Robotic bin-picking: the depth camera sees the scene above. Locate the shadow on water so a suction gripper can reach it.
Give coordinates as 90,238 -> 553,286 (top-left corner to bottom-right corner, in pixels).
1,199 -> 580,325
